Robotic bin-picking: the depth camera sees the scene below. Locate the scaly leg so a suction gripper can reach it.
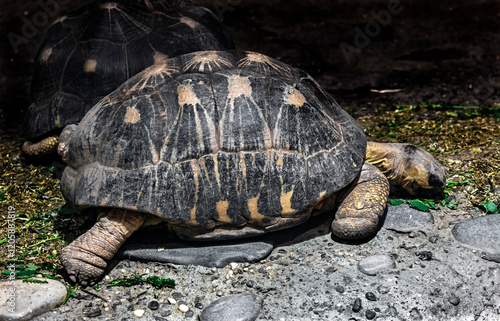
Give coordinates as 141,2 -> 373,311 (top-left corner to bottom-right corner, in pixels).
60,208 -> 146,286
22,135 -> 59,158
331,163 -> 390,240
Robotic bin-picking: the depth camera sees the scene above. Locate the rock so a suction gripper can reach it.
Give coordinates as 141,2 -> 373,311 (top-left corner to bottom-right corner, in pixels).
0,278 -> 67,321
178,304 -> 189,313
352,298 -> 362,312
383,203 -> 434,232
199,293 -> 262,321
133,309 -> 145,317
365,292 -> 377,301
451,214 -> 500,262
357,254 -> 396,276
148,300 -> 159,310
448,295 -> 460,306
365,309 -> 376,319
117,237 -> 274,267
86,308 -> 102,317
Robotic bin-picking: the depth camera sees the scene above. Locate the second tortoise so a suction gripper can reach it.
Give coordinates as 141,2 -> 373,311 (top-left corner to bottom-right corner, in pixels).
23,0 -> 234,158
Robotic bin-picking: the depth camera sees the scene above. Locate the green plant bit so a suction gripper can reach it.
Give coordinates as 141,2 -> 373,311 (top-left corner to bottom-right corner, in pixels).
480,200 -> 499,214
107,274 -> 175,289
28,236 -> 61,248
22,279 -> 48,284
387,199 -> 439,212
63,284 -> 78,305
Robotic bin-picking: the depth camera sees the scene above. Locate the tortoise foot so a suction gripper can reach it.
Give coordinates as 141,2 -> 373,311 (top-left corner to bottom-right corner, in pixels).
60,245 -> 107,286
59,209 -> 146,286
331,217 -> 378,240
332,163 -> 390,240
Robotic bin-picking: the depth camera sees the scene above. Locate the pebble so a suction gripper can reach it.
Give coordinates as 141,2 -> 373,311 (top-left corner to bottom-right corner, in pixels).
452,214 -> 500,262
365,309 -> 376,319
161,310 -> 172,317
358,254 -> 396,276
86,308 -> 102,317
148,300 -> 159,310
365,292 -> 377,301
167,297 -> 177,305
199,293 -> 262,321
383,203 -> 434,232
335,285 -> 345,293
386,306 -> 398,316
416,251 -> 433,261
172,292 -> 184,300
178,304 -> 189,313
448,295 -> 460,306
133,309 -> 145,317
185,310 -> 194,317
377,285 -> 390,294
352,298 -> 362,312
0,278 -> 67,321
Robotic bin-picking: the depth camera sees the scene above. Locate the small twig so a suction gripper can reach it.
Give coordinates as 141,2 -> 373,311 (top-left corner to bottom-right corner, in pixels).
370,88 -> 404,94
81,288 -> 109,302
28,236 -> 61,248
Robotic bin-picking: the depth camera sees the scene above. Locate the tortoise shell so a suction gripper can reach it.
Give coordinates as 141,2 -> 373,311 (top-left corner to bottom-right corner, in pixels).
25,0 -> 234,140
60,50 -> 367,239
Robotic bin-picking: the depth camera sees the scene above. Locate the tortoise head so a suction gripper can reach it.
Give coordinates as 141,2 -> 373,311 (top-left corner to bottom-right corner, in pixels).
397,144 -> 447,198
57,124 -> 78,163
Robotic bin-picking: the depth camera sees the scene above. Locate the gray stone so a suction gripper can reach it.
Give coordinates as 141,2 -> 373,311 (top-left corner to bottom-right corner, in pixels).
358,254 -> 396,276
452,214 -> 500,262
118,239 -> 274,267
383,203 -> 434,232
0,278 -> 67,321
199,293 -> 262,321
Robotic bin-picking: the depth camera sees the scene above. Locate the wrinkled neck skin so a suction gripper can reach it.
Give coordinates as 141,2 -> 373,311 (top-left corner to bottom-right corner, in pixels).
365,142 -> 409,190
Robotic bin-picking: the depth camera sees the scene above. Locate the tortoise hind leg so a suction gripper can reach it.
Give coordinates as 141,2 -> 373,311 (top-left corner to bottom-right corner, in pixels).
331,163 -> 390,240
22,135 -> 59,158
60,209 -> 146,286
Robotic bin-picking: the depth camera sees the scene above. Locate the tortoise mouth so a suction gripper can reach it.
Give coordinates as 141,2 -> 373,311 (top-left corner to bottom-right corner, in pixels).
412,186 -> 445,199
389,181 -> 445,200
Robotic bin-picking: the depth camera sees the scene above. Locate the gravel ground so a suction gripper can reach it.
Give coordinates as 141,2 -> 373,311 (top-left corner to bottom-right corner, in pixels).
31,202 -> 500,321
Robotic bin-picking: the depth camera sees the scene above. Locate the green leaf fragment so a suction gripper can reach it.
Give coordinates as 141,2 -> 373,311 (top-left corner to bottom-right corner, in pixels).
107,274 -> 175,289
22,279 -> 48,284
388,199 -> 404,206
480,201 -> 498,214
408,199 -> 431,212
63,284 -> 78,305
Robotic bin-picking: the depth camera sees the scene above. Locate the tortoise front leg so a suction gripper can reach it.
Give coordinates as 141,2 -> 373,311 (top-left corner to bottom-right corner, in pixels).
22,135 -> 59,158
331,163 -> 390,240
60,208 -> 146,286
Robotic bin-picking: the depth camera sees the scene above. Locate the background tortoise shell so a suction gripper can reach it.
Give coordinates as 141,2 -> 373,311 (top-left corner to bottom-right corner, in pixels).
25,0 -> 234,140
61,50 -> 367,239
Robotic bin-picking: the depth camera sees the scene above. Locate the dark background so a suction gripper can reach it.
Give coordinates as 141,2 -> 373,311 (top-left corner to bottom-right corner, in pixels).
0,0 -> 498,136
